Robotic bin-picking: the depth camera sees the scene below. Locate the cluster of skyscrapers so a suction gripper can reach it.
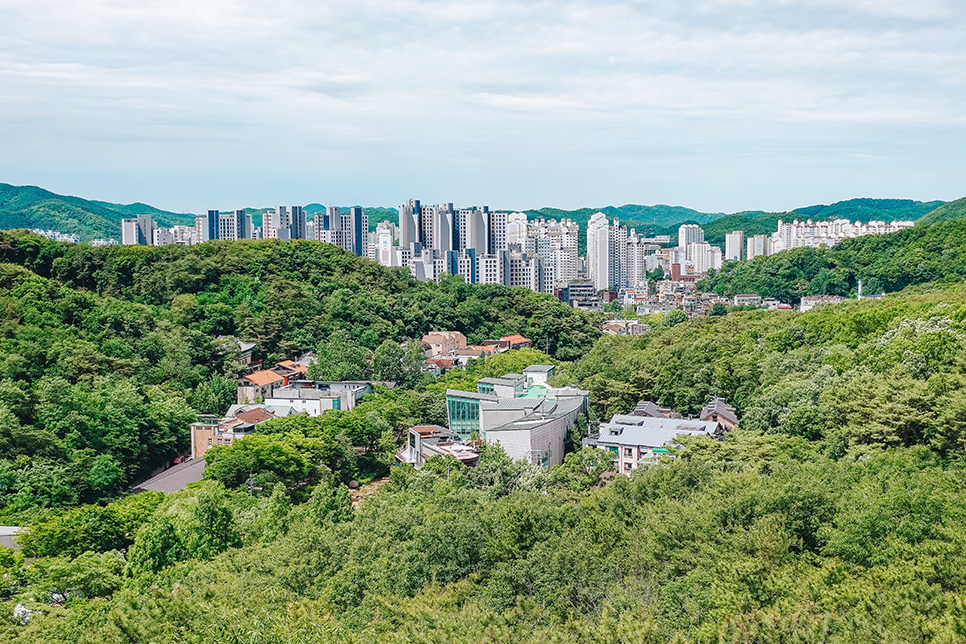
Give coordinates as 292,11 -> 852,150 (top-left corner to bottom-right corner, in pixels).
724,218 -> 916,262
119,202 -> 918,299
120,206 -> 368,257
374,200 -> 583,294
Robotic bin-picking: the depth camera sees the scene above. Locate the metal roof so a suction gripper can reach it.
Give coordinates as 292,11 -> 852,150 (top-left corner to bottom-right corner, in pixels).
595,417 -> 718,448
132,458 -> 206,494
523,364 -> 556,373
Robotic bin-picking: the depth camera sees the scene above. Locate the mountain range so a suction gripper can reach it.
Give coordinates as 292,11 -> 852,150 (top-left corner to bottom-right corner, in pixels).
0,183 -> 956,248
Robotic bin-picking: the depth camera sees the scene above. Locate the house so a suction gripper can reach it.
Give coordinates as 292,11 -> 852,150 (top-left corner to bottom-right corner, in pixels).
265,380 -> 373,415
237,369 -> 285,404
524,364 -> 556,387
699,397 -> 739,431
501,334 -> 532,350
424,358 -> 458,374
584,415 -> 720,474
396,425 -> 480,469
0,527 -> 21,550
422,331 -> 468,358
602,320 -> 650,336
733,294 -> 762,306
800,294 -> 845,312
190,403 -> 301,459
218,337 -> 260,372
272,360 -> 309,384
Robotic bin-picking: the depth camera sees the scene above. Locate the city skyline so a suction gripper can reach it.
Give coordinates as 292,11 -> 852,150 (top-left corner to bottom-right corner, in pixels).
2,1 -> 964,214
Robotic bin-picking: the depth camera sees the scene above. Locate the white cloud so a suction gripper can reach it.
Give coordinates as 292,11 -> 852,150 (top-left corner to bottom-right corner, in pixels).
0,0 -> 964,211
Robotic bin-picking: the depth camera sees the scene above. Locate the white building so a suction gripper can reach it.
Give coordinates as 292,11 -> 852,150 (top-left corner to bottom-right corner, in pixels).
678,224 -> 704,247
725,231 -> 744,262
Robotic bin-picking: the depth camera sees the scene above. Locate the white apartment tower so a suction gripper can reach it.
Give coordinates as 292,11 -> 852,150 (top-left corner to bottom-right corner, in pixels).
678,224 -> 704,247
725,231 -> 744,262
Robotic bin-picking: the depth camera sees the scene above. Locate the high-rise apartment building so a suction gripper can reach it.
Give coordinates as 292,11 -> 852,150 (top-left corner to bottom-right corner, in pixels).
218,210 -> 254,242
121,214 -> 155,245
746,235 -> 772,260
725,231 -> 744,262
678,224 -> 704,247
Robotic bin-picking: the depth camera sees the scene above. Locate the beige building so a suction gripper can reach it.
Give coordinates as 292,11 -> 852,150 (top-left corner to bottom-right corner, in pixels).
422,331 -> 467,357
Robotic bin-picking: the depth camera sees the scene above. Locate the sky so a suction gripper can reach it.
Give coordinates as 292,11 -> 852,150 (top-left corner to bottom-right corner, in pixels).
1,0 -> 964,214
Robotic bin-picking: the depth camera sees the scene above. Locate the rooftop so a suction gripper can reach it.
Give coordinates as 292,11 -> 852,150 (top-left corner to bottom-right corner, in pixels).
594,417 -> 719,448
446,389 -> 499,401
132,458 -> 206,494
243,370 -> 285,387
524,364 -> 556,373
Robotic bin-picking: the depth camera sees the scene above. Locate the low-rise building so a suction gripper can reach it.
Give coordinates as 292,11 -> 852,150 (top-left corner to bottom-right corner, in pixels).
266,380 -> 372,414
733,294 -> 762,306
445,365 -> 588,466
584,415 -> 720,474
396,425 -> 480,469
422,331 -> 468,357
700,397 -> 739,431
237,370 -> 286,404
800,294 -> 845,312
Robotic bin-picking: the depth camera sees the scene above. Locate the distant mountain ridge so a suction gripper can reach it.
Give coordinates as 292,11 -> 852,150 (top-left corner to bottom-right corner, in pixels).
0,183 -> 957,245
0,183 -> 194,240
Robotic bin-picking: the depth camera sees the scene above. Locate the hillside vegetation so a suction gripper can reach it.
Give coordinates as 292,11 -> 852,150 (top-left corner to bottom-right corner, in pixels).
7,278 -> 966,641
0,184 -> 194,241
6,211 -> 966,642
917,196 -> 966,226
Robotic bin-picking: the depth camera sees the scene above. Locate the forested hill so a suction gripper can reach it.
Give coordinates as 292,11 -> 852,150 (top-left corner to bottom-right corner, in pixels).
9,274 -> 966,641
0,230 -> 601,362
0,183 -> 194,240
698,216 -> 966,302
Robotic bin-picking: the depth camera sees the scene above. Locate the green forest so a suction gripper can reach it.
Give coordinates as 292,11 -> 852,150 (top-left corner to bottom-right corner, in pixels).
5,220 -> 966,641
698,217 -> 966,303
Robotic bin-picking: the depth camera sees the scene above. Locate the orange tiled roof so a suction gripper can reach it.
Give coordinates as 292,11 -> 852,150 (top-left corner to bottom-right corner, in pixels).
244,370 -> 285,386
501,334 -> 530,343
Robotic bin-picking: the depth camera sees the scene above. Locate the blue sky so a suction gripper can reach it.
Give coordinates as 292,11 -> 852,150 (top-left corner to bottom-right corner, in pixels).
1,0 -> 964,213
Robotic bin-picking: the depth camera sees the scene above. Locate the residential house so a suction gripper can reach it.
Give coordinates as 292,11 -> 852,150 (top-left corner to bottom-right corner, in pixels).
266,380 -> 372,415
396,425 -> 480,469
800,294 -> 845,312
190,404 -> 299,459
422,331 -> 468,358
699,397 -> 739,431
584,415 -> 720,474
237,369 -> 285,404
733,294 -> 762,306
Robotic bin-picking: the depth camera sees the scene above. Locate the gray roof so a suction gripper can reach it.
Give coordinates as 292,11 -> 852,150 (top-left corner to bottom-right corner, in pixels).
632,401 -> 671,418
477,377 -> 517,386
486,396 -> 584,433
133,458 -> 206,494
700,398 -> 739,426
523,364 -> 556,373
446,389 -> 499,401
594,417 -> 718,449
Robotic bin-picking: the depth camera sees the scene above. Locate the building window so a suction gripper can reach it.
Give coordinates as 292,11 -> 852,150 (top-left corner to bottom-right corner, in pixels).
624,463 -> 632,471
624,447 -> 633,457
207,438 -> 212,446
